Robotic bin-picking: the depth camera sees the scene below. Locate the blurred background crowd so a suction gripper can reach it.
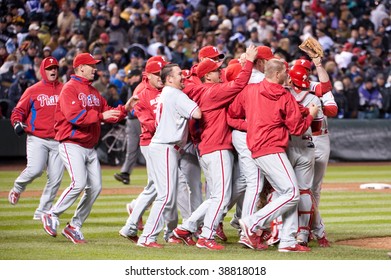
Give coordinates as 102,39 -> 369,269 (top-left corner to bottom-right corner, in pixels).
0,0 -> 390,119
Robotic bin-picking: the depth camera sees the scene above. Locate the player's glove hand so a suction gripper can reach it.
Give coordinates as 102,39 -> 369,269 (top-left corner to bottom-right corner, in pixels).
14,121 -> 26,136
299,36 -> 324,59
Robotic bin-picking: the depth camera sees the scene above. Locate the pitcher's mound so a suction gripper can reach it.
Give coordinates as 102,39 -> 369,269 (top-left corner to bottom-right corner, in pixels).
336,237 -> 391,250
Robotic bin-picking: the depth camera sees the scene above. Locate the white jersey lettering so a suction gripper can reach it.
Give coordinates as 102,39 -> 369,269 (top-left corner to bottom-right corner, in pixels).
78,93 -> 101,107
37,94 -> 59,107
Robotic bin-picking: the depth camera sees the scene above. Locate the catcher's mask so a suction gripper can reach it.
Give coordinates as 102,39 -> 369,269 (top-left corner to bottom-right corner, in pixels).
289,65 -> 310,89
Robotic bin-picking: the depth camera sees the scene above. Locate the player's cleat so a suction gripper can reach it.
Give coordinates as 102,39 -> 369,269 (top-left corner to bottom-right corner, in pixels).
238,235 -> 253,249
256,242 -> 269,250
317,236 -> 331,247
239,219 -> 259,248
41,214 -> 59,237
266,236 -> 280,246
278,244 -> 311,252
62,223 -> 86,244
230,216 -> 240,230
137,242 -> 163,249
119,230 -> 139,243
297,237 -> 308,247
259,230 -> 272,242
173,228 -> 196,246
8,189 -> 20,205
126,203 -> 144,231
297,240 -> 308,247
215,222 -> 228,241
196,238 -> 224,250
166,236 -> 182,244
114,172 -> 130,185
193,225 -> 202,239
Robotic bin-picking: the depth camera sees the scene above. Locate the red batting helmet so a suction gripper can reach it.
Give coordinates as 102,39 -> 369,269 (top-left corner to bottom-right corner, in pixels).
289,65 -> 310,89
294,58 -> 311,70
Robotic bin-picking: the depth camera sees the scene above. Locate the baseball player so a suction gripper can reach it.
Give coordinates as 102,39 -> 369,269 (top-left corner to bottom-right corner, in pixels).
292,57 -> 337,247
182,45 -> 228,241
8,57 -> 64,220
121,56 -> 168,232
137,63 -> 201,248
228,59 -> 318,252
41,53 -> 137,244
118,59 -> 193,244
113,69 -> 143,185
173,45 -> 258,251
119,59 -> 165,243
225,47 -> 274,243
265,56 -> 334,246
286,64 -> 324,247
304,60 -> 338,247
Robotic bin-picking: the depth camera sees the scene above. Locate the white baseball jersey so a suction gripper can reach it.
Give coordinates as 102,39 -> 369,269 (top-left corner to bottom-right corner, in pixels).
248,68 -> 265,84
287,88 -> 324,137
138,85 -> 199,245
152,86 -> 199,146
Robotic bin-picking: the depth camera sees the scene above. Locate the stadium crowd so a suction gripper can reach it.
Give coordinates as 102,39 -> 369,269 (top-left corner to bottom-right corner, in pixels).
0,0 -> 390,119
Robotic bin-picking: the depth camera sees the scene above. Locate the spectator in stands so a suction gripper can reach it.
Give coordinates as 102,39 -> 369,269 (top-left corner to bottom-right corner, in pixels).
92,70 -> 110,95
8,71 -> 31,107
72,6 -> 92,40
57,1 -> 76,39
88,15 -> 107,45
376,73 -> 390,118
128,12 -> 150,46
333,80 -> 348,119
108,62 -> 118,83
342,75 -> 360,119
20,23 -> 43,51
382,74 -> 391,119
103,83 -> 122,107
358,77 -> 383,119
106,16 -> 128,52
51,36 -> 68,62
111,69 -> 127,94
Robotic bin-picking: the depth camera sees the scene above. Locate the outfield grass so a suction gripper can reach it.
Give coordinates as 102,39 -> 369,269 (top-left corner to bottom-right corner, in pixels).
0,163 -> 390,260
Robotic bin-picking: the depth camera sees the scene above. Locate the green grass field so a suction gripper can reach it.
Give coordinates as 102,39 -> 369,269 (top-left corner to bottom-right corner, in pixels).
0,163 -> 390,260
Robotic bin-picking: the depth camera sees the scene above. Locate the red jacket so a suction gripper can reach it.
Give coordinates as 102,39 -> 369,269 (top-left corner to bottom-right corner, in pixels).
228,79 -> 314,159
133,82 -> 161,146
11,57 -> 63,139
54,74 -> 127,148
188,60 -> 253,156
183,64 -> 203,145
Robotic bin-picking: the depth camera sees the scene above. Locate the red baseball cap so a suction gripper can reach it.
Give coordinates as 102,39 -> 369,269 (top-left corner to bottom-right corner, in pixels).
145,60 -> 164,74
198,46 -> 225,60
294,58 -> 311,70
43,56 -> 59,69
256,46 -> 274,60
197,58 -> 223,78
99,33 -> 110,44
225,63 -> 242,82
182,69 -> 190,77
73,53 -> 101,68
147,56 -> 169,66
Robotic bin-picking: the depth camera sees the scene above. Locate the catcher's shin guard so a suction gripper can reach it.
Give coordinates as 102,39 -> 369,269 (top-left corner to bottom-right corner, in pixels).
297,189 -> 315,246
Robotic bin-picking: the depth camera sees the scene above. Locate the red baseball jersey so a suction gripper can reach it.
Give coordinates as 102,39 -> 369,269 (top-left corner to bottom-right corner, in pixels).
189,60 -> 253,156
54,74 -> 127,148
11,57 -> 63,139
133,82 -> 161,146
228,79 -> 314,159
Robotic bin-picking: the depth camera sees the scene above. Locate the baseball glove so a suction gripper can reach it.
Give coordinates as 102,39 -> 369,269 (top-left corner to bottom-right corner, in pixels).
299,36 -> 324,59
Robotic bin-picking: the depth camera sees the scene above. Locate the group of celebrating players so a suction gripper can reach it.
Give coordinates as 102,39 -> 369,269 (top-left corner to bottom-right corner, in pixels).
8,40 -> 337,252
